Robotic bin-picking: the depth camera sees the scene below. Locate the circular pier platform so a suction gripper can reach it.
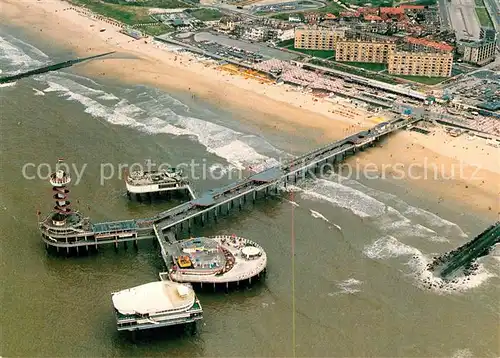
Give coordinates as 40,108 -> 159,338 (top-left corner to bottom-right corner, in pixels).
166,235 -> 267,286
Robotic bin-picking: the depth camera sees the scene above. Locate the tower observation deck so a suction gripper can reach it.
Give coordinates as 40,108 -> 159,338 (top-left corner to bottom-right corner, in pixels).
39,160 -> 93,248
50,166 -> 73,224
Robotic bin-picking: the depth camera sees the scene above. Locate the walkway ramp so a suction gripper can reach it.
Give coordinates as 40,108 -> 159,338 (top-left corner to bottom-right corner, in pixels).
153,224 -> 175,266
430,222 -> 500,279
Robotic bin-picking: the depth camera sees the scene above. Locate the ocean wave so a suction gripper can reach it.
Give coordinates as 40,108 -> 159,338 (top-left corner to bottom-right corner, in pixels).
363,235 -> 495,294
0,82 -> 16,88
40,76 -> 283,170
0,34 -> 47,72
301,179 -> 387,218
328,278 -> 362,295
340,174 -> 467,238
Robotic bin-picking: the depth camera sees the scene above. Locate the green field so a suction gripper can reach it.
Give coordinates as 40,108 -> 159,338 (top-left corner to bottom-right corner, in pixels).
102,0 -> 189,9
141,24 -> 174,36
474,0 -> 484,6
393,75 -> 448,85
309,58 -> 399,84
341,62 -> 387,71
68,0 -> 189,25
341,0 -> 393,6
287,46 -> 335,58
475,7 -> 493,27
69,0 -> 152,24
187,8 -> 223,21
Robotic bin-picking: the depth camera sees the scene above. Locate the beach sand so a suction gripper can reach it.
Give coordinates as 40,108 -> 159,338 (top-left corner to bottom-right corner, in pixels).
1,0 -> 499,219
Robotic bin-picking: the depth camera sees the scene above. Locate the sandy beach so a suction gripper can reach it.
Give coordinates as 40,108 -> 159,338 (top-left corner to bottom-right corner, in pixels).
1,0 -> 499,218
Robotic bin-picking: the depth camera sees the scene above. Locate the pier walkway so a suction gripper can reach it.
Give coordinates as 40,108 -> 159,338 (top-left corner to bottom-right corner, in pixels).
428,222 -> 500,279
41,116 -> 420,252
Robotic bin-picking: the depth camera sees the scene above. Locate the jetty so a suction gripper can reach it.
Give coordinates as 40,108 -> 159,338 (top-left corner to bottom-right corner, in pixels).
428,222 -> 500,279
0,52 -> 115,84
39,116 -> 421,260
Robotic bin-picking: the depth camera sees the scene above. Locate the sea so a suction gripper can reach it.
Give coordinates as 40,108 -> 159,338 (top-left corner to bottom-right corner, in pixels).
1,25 -> 498,357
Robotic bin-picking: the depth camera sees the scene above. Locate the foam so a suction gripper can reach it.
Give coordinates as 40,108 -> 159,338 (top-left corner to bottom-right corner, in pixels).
40,76 -> 282,171
284,199 -> 300,207
309,209 -> 330,224
343,174 -> 467,238
301,179 -> 387,218
364,236 -> 495,294
32,88 -> 45,96
451,349 -> 473,358
98,93 -> 119,101
0,35 -> 44,70
0,82 -> 16,88
328,278 -> 363,295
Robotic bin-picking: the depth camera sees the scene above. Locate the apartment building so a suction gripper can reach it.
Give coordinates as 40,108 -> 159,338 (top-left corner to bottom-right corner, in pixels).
461,40 -> 496,65
388,48 -> 453,77
335,37 -> 396,63
294,26 -> 348,50
459,28 -> 497,65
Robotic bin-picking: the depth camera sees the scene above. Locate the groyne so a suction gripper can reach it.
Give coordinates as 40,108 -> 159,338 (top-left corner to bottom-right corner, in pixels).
0,52 -> 115,84
428,222 -> 500,279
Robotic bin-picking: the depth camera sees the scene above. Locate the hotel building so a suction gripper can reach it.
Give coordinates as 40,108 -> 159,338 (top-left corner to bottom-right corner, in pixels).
334,33 -> 397,63
387,37 -> 454,78
388,49 -> 453,77
294,26 -> 348,50
459,28 -> 497,65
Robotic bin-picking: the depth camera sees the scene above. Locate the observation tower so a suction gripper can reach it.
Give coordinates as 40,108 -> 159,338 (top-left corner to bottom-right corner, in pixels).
39,160 -> 92,249
50,164 -> 73,225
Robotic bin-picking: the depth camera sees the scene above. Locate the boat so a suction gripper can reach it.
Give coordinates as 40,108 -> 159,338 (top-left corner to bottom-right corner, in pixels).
111,280 -> 203,331
125,167 -> 190,194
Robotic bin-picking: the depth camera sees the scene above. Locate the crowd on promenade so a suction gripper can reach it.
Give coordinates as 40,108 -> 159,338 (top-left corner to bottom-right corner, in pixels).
431,105 -> 500,137
255,59 -> 344,93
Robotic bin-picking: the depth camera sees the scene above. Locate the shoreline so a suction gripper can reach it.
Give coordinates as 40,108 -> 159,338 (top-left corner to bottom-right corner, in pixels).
1,0 -> 499,219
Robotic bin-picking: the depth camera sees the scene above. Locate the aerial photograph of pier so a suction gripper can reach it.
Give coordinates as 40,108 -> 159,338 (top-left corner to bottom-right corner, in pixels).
0,0 -> 499,356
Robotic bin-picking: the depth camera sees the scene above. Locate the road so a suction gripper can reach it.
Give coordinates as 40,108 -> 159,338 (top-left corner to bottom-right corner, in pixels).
483,0 -> 500,30
438,0 -> 451,28
447,0 -> 481,40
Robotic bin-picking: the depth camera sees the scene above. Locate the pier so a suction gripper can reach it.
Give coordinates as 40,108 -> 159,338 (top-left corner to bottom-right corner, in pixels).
428,222 -> 500,279
39,116 -> 421,260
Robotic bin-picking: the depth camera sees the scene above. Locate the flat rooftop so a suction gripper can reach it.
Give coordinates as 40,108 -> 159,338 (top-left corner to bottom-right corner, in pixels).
93,220 -> 137,233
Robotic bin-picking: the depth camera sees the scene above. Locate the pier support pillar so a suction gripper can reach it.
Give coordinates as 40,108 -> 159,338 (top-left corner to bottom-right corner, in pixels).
134,240 -> 138,250
238,198 -> 242,210
226,282 -> 229,293
188,219 -> 192,234
124,241 -> 128,250
252,191 -> 256,203
227,202 -> 230,214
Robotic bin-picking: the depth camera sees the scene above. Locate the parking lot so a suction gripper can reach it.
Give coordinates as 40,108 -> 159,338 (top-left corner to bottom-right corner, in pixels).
443,70 -> 500,106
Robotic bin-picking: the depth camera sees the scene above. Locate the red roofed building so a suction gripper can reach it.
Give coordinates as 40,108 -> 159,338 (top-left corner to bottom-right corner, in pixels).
364,14 -> 383,21
399,5 -> 425,10
405,36 -> 454,52
380,7 -> 405,15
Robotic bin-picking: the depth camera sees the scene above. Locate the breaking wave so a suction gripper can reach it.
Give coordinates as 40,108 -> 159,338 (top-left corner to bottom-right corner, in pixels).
39,75 -> 285,170
363,235 -> 495,294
